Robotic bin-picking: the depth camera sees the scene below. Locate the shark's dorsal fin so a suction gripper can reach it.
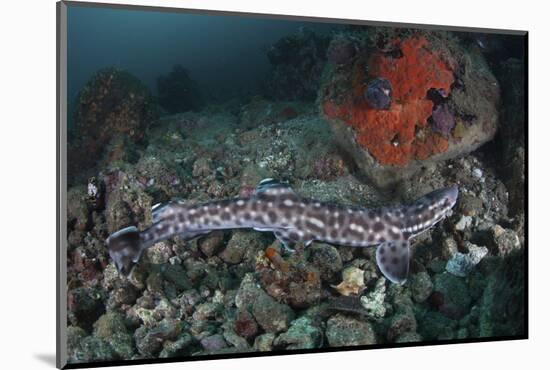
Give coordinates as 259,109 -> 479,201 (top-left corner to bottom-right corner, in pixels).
254,178 -> 295,196
375,241 -> 410,285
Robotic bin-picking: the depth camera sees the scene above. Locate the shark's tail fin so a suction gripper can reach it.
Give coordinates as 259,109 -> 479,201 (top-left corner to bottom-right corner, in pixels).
106,226 -> 143,276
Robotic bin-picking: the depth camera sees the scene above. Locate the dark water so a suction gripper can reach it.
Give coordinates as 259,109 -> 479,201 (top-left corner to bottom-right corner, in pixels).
68,6 -> 339,119
64,3 -> 526,366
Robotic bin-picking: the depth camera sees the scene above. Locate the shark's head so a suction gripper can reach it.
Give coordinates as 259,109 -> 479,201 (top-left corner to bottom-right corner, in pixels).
404,186 -> 459,236
106,226 -> 143,276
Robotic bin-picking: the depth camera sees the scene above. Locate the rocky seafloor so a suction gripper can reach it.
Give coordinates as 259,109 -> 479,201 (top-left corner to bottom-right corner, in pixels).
65,29 -> 525,364
66,100 -> 525,364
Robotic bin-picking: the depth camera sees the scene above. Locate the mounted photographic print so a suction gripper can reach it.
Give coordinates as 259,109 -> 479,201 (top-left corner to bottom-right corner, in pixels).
57,1 -> 528,368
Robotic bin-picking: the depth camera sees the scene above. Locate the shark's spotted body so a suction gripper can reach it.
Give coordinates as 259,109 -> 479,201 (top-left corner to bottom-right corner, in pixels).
107,179 -> 458,284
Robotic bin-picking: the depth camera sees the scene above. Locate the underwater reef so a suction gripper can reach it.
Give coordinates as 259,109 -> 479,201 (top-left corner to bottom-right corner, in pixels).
68,67 -> 159,185
157,64 -> 204,114
263,27 -> 330,101
66,28 -> 525,364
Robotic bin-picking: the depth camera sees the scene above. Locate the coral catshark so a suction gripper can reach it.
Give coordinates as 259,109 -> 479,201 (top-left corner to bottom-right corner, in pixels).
107,179 -> 458,284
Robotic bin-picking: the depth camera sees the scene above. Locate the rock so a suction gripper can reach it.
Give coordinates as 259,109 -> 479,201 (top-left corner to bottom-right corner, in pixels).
73,336 -> 117,362
479,251 -> 525,337
394,332 -> 423,343
446,243 -> 488,277
222,322 -> 250,350
219,231 -> 262,265
273,317 -> 322,349
458,193 -> 484,217
321,32 -> 499,187
107,332 -> 135,359
235,273 -> 295,333
388,310 -> 417,342
254,333 -> 276,352
198,231 -> 225,257
497,58 -> 525,216
67,186 -> 90,231
327,34 -> 357,66
441,237 -> 458,260
177,289 -> 203,316
192,302 -> 223,322
66,326 -> 87,360
264,28 -> 329,101
159,332 -> 193,358
332,266 -> 365,296
455,215 -> 473,231
145,242 -> 173,264
93,312 -> 127,339
69,67 -> 158,179
410,272 -> 434,303
491,225 -> 521,256
134,325 -> 162,357
234,309 -> 259,340
433,273 -> 472,319
359,277 -> 387,318
135,319 -> 183,357
163,263 -> 192,291
308,243 -> 343,282
67,287 -> 105,332
192,157 -> 211,178
252,289 -> 295,334
200,334 -> 228,351
416,310 -> 458,340
235,273 -> 263,310
427,258 -> 446,274
146,271 -> 164,296
472,168 -> 483,179
326,314 -> 377,347
103,170 -> 153,233
258,246 -> 322,309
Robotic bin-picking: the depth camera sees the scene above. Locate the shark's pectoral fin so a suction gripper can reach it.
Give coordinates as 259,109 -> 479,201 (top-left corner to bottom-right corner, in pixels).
273,230 -> 299,254
180,229 -> 212,241
375,241 -> 410,285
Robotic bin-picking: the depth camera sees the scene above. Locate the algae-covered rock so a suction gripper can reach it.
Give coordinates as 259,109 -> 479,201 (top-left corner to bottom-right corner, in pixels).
416,310 -> 458,341
233,308 -> 259,340
107,332 -> 135,359
308,242 -> 343,282
479,251 -> 525,337
254,333 -> 276,352
93,312 -> 127,339
200,334 -> 228,351
252,289 -> 295,334
410,272 -> 434,303
433,273 -> 472,319
360,277 -> 388,319
235,273 -> 295,333
134,319 -> 183,357
69,67 -> 158,181
67,186 -> 90,232
67,326 -> 87,360
103,169 -> 153,233
159,332 -> 193,358
198,231 -> 226,257
219,230 -> 263,265
73,336 -> 117,362
387,310 -> 418,342
326,314 -> 376,346
320,30 -> 499,188
68,287 -> 106,332
445,243 -> 488,277
273,316 -> 323,349
264,28 -> 330,101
